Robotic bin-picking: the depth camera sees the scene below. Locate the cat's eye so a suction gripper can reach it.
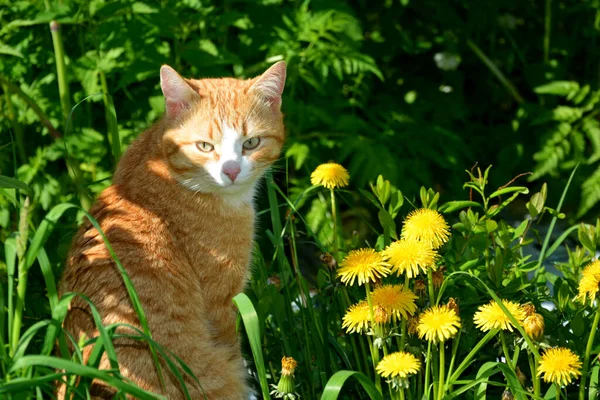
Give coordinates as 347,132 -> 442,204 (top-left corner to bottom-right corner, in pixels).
243,137 -> 261,150
196,142 -> 214,152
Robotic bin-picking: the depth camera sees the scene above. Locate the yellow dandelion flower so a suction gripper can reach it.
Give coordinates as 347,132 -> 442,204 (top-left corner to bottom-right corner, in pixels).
342,301 -> 370,334
371,284 -> 418,322
402,208 -> 451,249
337,248 -> 390,286
382,238 -> 438,278
537,348 -> 582,386
417,305 -> 461,343
473,299 -> 526,332
376,352 -> 421,379
310,163 -> 350,189
577,260 -> 600,305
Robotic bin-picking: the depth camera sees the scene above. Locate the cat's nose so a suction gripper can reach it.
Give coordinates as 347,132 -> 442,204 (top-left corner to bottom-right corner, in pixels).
222,160 -> 241,182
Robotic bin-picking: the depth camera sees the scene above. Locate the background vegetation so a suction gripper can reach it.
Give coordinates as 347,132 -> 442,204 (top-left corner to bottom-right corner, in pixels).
1,0 -> 600,399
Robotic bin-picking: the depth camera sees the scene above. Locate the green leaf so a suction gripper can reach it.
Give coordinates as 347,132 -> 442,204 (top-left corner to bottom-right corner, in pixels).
25,203 -> 77,269
232,293 -> 270,399
320,370 -> 383,400
285,142 -> 310,170
0,43 -> 24,58
578,223 -> 596,254
0,175 -> 32,193
378,209 -> 397,241
438,201 -> 482,213
526,184 -> 547,219
590,365 -> 599,399
512,220 -> 528,241
534,81 -> 580,96
489,186 -> 529,199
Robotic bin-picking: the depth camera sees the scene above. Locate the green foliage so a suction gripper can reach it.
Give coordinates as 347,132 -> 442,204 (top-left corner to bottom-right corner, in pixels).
525,81 -> 600,216
3,0 -> 600,399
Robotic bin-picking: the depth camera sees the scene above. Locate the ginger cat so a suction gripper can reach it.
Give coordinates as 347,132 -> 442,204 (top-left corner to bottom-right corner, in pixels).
58,61 -> 286,399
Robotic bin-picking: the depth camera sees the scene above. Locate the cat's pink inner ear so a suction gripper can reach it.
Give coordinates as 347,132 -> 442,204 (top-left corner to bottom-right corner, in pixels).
160,65 -> 198,117
251,61 -> 287,109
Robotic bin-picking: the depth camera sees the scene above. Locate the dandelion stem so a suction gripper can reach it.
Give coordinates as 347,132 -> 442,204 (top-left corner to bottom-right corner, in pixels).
427,269 -> 435,306
445,330 -> 461,393
500,332 -> 514,371
400,275 -> 409,350
579,304 -> 600,400
556,383 -> 561,400
529,351 -> 541,397
424,341 -> 432,400
330,188 -> 339,260
365,282 -> 382,393
438,343 -> 445,400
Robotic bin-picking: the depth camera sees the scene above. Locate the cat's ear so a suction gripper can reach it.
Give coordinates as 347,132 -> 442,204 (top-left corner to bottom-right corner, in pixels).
160,65 -> 199,117
250,61 -> 287,110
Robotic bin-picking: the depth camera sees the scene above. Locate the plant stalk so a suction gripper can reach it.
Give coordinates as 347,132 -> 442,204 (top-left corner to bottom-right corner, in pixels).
49,20 -> 71,122
365,282 -> 382,393
467,39 -> 524,104
330,188 -> 339,260
438,342 -> 445,400
10,196 -> 29,355
579,304 -> 600,400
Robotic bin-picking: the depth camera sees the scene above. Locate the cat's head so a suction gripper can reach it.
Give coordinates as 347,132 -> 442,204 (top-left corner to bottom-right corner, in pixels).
159,62 -> 286,200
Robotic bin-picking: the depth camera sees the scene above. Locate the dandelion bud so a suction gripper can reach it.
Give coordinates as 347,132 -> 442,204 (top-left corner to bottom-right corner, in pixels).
432,266 -> 446,289
502,389 -> 514,400
408,315 -> 419,336
523,303 -> 536,317
516,366 -> 527,386
414,280 -> 426,297
271,357 -> 299,399
267,275 -> 281,289
447,298 -> 459,316
319,252 -> 337,270
374,305 -> 389,324
523,312 -> 545,340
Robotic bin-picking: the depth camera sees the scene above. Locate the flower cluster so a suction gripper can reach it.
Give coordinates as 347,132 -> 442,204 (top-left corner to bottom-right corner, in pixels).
300,163 -> 593,397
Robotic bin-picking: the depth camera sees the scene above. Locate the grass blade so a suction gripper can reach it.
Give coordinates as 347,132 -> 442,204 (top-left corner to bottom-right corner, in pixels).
0,175 -> 32,193
536,164 -> 578,278
320,370 -> 383,400
25,203 -> 77,269
7,356 -> 166,400
232,293 -> 270,399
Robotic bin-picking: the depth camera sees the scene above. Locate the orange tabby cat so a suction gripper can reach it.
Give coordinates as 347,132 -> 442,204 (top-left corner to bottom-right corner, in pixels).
58,61 -> 286,399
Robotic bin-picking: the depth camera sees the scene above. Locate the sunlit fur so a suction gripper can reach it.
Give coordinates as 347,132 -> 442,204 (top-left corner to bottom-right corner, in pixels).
58,62 -> 286,399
